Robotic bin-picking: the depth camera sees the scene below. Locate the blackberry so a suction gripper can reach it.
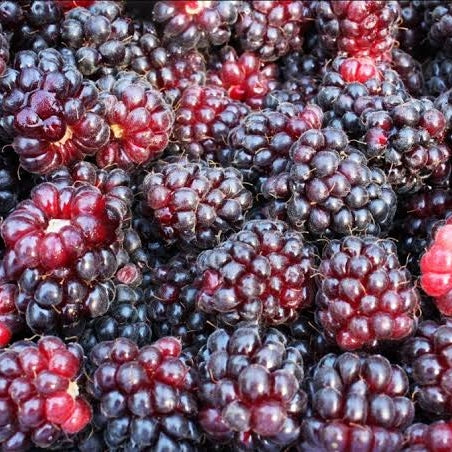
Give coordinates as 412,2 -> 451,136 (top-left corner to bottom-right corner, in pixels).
0,24 -> 9,76
88,336 -> 201,451
0,336 -> 91,450
402,320 -> 452,417
0,163 -> 134,334
316,56 -> 409,139
207,46 -> 278,109
314,0 -> 400,62
197,324 -> 307,449
397,0 -> 432,59
226,103 -> 323,189
262,89 -> 306,110
0,151 -> 33,218
0,48 -> 109,174
404,420 -> 452,451
145,254 -> 212,354
60,1 -> 133,76
363,97 -> 451,193
153,0 -> 239,50
93,73 -> 174,170
171,85 -> 249,162
280,310 -> 335,367
316,236 -> 420,351
130,30 -> 206,104
234,0 -> 312,62
392,188 -> 452,275
80,283 -> 152,353
434,88 -> 452,146
195,219 -> 317,326
279,48 -> 328,104
426,2 -> 452,58
300,352 -> 414,451
13,0 -> 63,53
142,160 -> 253,250
132,202 -> 179,267
263,128 -> 397,238
424,52 -> 452,97
420,218 -> 452,316
390,48 -> 424,97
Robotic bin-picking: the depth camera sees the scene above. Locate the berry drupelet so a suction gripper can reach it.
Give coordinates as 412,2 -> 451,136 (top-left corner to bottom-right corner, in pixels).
363,97 -> 451,193
0,163 -> 134,334
227,103 -> 323,189
94,75 -> 174,170
0,48 -> 109,174
0,336 -> 92,450
88,336 -> 201,450
404,420 -> 452,451
420,219 -> 452,316
403,320 -> 452,418
171,85 -> 249,162
142,160 -> 253,250
197,324 -> 307,449
207,46 -> 278,109
234,0 -> 312,62
314,0 -> 400,62
316,236 -> 420,351
195,219 -> 317,326
153,1 -> 239,50
263,127 -> 397,238
300,352 -> 414,451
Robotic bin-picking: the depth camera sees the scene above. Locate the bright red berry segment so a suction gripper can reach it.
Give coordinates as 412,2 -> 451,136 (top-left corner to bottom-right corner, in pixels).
57,0 -> 94,11
316,236 -> 420,350
0,283 -> 23,347
420,219 -> 452,315
0,336 -> 91,450
207,47 -> 278,109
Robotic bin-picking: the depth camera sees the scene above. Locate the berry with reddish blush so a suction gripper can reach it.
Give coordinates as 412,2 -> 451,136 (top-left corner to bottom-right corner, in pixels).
0,336 -> 91,450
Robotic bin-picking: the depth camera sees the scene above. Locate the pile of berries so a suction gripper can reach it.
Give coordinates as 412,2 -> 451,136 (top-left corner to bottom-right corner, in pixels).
1,1 -> 452,450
